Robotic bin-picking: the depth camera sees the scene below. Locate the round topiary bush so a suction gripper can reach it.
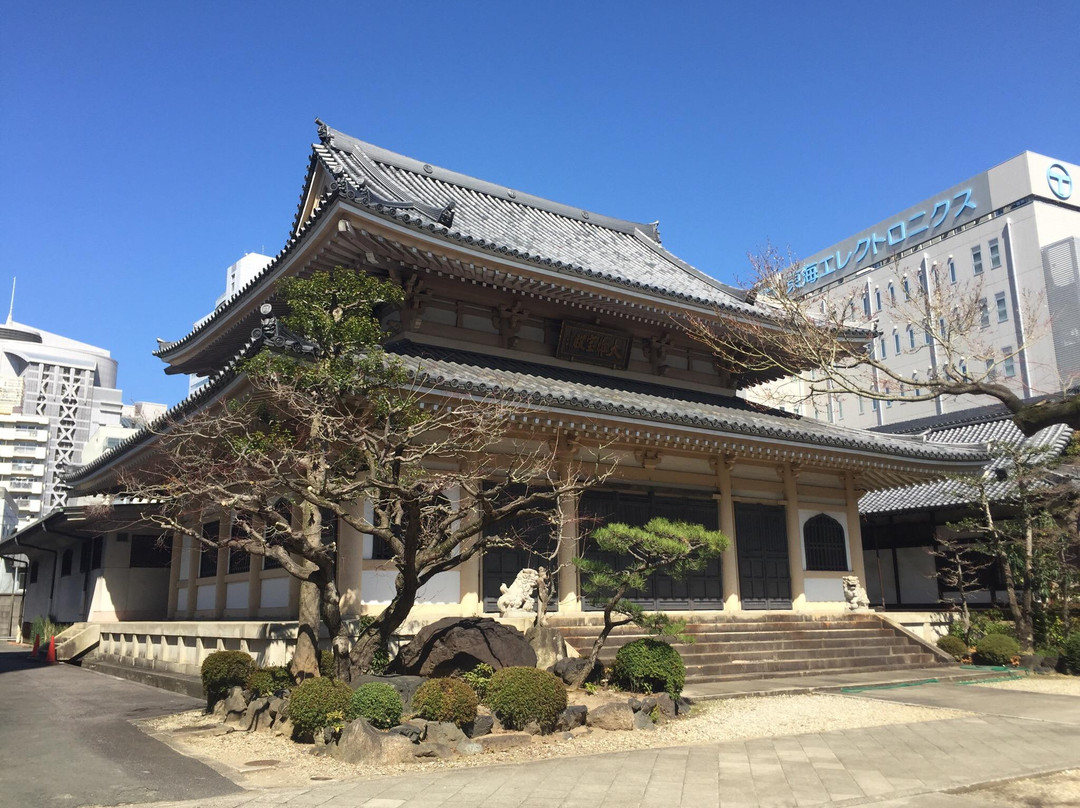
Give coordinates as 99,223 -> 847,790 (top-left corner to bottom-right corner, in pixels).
201,650 -> 255,708
245,666 -> 293,697
1063,632 -> 1080,675
348,682 -> 403,729
319,650 -> 336,679
412,677 -> 478,727
937,634 -> 969,661
485,666 -> 567,732
973,633 -> 1021,666
611,638 -> 686,697
288,676 -> 354,739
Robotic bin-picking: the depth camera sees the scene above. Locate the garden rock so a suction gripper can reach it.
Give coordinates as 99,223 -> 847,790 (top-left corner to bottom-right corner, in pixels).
242,697 -> 272,732
569,725 -> 590,737
456,740 -> 483,756
627,698 -> 643,712
587,702 -> 634,731
272,718 -> 293,738
525,625 -> 567,670
211,700 -> 227,718
222,687 -> 249,728
550,657 -> 601,685
633,710 -> 656,731
390,723 -> 422,742
331,718 -> 415,765
267,696 -> 285,720
476,732 -> 532,752
464,713 -> 494,738
352,674 -> 426,713
556,705 -> 587,731
414,742 -> 455,759
638,696 -> 657,715
522,720 -> 542,736
424,721 -> 465,746
655,693 -> 677,720
676,697 -> 693,716
394,617 -> 537,676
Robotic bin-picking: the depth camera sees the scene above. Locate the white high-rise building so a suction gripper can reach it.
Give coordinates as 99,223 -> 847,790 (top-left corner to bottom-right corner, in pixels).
0,318 -> 124,519
752,151 -> 1080,429
188,253 -> 273,394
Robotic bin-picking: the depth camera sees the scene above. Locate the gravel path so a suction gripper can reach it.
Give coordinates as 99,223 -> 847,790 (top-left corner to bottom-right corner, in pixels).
973,674 -> 1080,697
143,692 -> 969,788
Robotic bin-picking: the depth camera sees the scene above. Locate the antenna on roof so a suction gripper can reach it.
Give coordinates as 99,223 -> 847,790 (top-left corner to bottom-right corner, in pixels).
6,277 -> 14,325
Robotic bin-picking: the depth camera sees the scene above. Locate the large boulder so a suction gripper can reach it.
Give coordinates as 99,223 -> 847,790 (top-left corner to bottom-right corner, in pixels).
393,617 -> 537,676
587,702 -> 634,731
331,718 -> 416,765
525,625 -> 567,670
550,657 -> 602,686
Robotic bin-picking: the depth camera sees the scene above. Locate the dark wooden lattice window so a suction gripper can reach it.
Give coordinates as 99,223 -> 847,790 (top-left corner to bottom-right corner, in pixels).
803,514 -> 848,571
263,500 -> 292,570
199,522 -> 220,578
90,536 -> 103,570
30,561 -> 38,584
228,516 -> 251,574
130,535 -> 172,568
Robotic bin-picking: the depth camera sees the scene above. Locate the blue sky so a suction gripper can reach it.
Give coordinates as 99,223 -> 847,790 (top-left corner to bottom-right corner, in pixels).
2,1 -> 1078,406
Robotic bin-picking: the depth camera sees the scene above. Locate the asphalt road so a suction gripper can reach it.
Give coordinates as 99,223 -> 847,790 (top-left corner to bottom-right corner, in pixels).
0,645 -> 240,807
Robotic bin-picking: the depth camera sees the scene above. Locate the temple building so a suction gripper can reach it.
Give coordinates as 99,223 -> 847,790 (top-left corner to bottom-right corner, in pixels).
3,123 -> 989,670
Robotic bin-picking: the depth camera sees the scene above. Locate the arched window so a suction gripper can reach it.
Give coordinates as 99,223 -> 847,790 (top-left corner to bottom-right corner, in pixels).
803,514 -> 848,571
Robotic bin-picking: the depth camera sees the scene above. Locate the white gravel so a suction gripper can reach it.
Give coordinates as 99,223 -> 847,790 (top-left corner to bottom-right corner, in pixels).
142,692 -> 969,788
972,674 -> 1080,697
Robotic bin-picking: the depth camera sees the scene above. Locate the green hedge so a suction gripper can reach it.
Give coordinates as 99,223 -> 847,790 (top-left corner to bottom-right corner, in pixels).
1063,632 -> 1080,675
245,666 -> 293,696
349,682 -> 403,729
611,638 -> 686,697
201,651 -> 255,708
973,633 -> 1020,666
412,677 -> 478,727
936,634 -> 968,661
485,666 -> 567,732
289,676 -> 354,739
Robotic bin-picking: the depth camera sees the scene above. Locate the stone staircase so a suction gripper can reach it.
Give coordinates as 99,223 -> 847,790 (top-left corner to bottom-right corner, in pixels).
546,613 -> 951,683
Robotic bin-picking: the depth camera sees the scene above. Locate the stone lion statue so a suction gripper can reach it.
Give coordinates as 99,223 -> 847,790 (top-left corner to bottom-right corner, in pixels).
498,568 -> 539,616
842,575 -> 871,611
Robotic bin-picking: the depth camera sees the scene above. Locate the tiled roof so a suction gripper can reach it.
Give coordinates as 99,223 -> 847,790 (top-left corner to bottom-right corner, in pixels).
860,415 -> 1073,514
395,342 -> 987,464
154,122 -> 766,362
70,340 -> 988,490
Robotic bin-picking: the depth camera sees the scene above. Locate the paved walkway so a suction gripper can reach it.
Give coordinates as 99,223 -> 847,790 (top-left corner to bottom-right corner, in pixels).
103,681 -> 1080,808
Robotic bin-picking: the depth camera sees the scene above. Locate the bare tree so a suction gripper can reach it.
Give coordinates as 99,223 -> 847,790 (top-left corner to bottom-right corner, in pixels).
682,245 -> 1078,436
930,531 -> 993,645
116,269 -> 608,681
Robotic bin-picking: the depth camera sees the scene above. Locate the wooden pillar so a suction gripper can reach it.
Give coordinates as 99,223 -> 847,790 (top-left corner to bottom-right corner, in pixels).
458,482 -> 482,616
166,530 -> 183,619
184,532 -> 199,618
247,517 -> 262,617
337,500 -> 365,618
781,462 -> 806,610
557,489 -> 581,612
845,472 -> 868,587
712,453 -> 740,612
213,518 -> 229,618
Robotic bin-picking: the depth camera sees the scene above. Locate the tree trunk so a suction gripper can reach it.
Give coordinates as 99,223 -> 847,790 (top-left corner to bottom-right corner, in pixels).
291,580 -> 321,681
534,565 -> 550,627
318,574 -> 352,682
569,585 -> 629,689
348,571 -> 419,678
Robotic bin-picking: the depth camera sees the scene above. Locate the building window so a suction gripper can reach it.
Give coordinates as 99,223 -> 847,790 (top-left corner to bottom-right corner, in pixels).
1003,348 -> 1016,378
972,246 -> 983,275
228,516 -> 251,574
263,500 -> 292,570
91,536 -> 103,570
879,338 -> 887,358
989,239 -> 1001,269
30,561 -> 38,584
902,277 -> 910,300
996,292 -> 1008,322
888,283 -> 895,304
130,534 -> 171,568
939,317 -> 947,339
948,258 -> 957,284
872,398 -> 879,412
907,326 -> 916,349
980,298 -> 990,327
80,542 -> 91,573
199,521 -> 219,578
875,289 -> 882,311
894,332 -> 901,354
60,549 -> 73,577
803,514 -> 848,571
862,291 -> 871,318
986,358 -> 997,379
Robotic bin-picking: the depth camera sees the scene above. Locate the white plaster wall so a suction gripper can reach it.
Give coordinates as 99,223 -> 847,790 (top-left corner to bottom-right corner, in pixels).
360,570 -> 460,605
804,577 -> 844,602
896,546 -> 939,603
260,577 -> 289,609
196,584 -> 216,611
225,581 -> 248,610
176,587 -> 188,613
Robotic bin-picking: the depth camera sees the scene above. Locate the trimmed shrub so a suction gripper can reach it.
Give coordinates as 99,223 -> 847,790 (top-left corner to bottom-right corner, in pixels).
461,662 -> 494,700
245,666 -> 292,696
320,650 -> 336,679
412,677 -> 478,727
611,638 -> 686,697
485,666 -> 567,732
349,682 -> 403,729
201,650 -> 255,708
936,634 -> 969,661
289,676 -> 354,739
1063,633 -> 1080,675
973,633 -> 1020,666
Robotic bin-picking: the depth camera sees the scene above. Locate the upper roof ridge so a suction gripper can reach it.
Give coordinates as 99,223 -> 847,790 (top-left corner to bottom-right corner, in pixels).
316,120 -> 660,239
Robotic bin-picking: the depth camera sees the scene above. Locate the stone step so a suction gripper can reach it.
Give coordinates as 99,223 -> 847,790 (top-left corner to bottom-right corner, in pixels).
557,627 -> 897,644
685,661 -> 950,684
683,653 -> 941,678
